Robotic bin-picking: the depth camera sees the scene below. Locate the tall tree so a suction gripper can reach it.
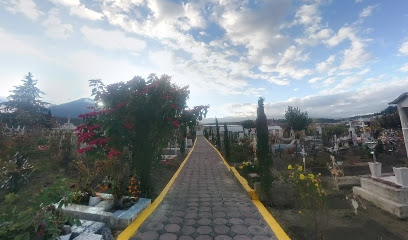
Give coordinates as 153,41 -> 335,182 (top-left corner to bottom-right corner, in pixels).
285,106 -> 311,132
215,118 -> 221,150
4,72 -> 48,114
256,98 -> 272,194
241,119 -> 256,129
223,123 -> 230,161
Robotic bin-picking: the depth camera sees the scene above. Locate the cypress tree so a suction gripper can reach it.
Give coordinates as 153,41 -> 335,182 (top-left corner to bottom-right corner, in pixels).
224,123 -> 230,161
256,97 -> 272,195
215,118 -> 221,150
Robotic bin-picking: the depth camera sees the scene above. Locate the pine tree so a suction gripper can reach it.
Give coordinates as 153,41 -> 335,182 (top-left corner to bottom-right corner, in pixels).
4,72 -> 48,114
256,97 -> 272,195
224,123 -> 230,161
215,118 -> 221,150
3,73 -> 49,127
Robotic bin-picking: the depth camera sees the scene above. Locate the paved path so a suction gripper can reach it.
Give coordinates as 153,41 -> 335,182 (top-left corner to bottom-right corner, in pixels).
131,137 -> 277,240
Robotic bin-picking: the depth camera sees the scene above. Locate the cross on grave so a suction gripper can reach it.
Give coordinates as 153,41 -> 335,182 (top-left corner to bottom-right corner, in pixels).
300,145 -> 307,171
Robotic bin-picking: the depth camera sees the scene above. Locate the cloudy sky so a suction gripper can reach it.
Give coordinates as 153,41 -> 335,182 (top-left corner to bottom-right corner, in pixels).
1,0 -> 408,119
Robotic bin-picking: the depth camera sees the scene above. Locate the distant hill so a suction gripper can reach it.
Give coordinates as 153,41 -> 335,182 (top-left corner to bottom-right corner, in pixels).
50,98 -> 94,118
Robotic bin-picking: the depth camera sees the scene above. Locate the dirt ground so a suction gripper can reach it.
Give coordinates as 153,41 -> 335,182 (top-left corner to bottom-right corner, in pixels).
268,188 -> 408,240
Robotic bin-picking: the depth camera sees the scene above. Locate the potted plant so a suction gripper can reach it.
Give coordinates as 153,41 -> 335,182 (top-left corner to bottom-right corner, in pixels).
73,161 -> 100,206
95,156 -> 141,209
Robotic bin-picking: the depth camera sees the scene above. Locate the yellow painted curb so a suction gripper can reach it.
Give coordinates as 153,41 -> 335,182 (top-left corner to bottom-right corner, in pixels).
203,137 -> 291,240
118,139 -> 197,240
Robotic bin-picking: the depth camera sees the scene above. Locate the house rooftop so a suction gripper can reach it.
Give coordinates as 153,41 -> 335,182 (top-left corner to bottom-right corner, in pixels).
389,92 -> 408,105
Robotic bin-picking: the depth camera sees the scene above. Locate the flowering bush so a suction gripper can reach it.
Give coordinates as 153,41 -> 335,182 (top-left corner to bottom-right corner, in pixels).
238,161 -> 259,175
287,164 -> 327,239
76,75 -> 208,195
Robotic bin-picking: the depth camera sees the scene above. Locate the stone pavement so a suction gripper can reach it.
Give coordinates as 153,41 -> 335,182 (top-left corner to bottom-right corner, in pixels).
131,137 -> 277,240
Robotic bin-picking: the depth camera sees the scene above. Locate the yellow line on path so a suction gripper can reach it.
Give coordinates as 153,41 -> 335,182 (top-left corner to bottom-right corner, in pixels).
204,137 -> 291,240
118,140 -> 197,240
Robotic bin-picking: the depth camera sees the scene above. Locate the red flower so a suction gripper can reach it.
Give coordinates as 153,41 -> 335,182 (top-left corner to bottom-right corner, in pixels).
172,120 -> 180,128
117,102 -> 126,108
107,148 -> 121,158
77,146 -> 94,154
171,104 -> 178,109
123,123 -> 134,129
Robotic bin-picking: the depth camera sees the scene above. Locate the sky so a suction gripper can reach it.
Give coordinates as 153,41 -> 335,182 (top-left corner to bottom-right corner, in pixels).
0,0 -> 408,119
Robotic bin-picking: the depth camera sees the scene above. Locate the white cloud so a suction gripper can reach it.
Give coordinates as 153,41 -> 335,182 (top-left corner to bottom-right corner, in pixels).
268,77 -> 290,86
399,40 -> 408,55
42,8 -> 73,39
340,39 -> 371,69
5,0 -> 42,20
227,78 -> 408,118
48,0 -> 104,20
360,5 -> 376,18
399,63 -> 408,72
0,28 -> 50,60
80,26 -> 146,54
315,55 -> 336,73
357,68 -> 370,75
308,77 -> 322,84
327,26 -> 371,69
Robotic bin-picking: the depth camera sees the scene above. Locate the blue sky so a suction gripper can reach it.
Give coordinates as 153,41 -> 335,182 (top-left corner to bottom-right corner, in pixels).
1,0 -> 408,119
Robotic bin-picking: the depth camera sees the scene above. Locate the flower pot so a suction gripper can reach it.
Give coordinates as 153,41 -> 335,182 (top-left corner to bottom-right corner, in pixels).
58,233 -> 72,240
368,162 -> 382,178
88,196 -> 101,207
393,167 -> 408,187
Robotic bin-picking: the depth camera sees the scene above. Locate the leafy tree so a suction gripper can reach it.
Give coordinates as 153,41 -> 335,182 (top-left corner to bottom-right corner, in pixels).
285,106 -> 311,133
322,125 -> 348,146
256,98 -> 272,195
379,112 -> 401,129
223,123 -> 230,161
215,118 -> 221,149
241,119 -> 256,129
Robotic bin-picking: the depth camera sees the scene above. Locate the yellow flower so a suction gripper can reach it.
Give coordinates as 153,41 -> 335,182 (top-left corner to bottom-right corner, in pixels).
298,166 -> 303,171
288,165 -> 293,170
308,173 -> 315,179
239,166 -> 243,169
299,174 -> 305,180
315,183 -> 319,188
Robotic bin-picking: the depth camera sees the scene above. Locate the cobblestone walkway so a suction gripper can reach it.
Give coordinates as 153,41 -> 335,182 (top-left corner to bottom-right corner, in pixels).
131,136 -> 277,240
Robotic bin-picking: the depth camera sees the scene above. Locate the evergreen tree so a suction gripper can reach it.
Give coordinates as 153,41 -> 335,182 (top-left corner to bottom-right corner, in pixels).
2,73 -> 49,127
223,123 -> 230,161
4,72 -> 48,114
256,97 -> 272,195
216,118 -> 221,150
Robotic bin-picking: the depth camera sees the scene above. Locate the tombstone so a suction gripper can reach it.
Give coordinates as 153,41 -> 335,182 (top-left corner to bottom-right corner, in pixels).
290,128 -> 295,140
389,93 -> 408,159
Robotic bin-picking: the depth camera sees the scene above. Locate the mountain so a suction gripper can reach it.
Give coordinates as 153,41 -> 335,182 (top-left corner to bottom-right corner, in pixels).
49,98 -> 95,118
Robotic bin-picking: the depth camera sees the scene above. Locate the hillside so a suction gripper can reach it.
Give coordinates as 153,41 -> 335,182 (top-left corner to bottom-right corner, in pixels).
49,98 -> 94,118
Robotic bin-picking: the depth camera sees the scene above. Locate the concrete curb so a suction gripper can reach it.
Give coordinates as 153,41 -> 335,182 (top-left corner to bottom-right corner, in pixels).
204,137 -> 291,240
118,139 -> 197,240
